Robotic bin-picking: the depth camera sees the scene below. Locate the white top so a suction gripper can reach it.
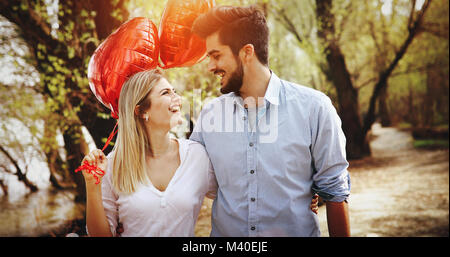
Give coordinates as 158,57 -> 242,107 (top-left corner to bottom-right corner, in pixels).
95,138 -> 218,237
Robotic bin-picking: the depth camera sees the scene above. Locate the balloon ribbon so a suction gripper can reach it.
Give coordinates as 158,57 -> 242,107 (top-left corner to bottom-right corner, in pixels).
74,121 -> 118,184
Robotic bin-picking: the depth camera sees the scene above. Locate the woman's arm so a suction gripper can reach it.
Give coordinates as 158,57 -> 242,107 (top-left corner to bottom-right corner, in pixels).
85,184 -> 113,236
82,149 -> 113,237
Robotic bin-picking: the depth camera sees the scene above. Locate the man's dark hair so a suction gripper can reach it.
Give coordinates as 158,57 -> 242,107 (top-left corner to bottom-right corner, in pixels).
192,5 -> 269,66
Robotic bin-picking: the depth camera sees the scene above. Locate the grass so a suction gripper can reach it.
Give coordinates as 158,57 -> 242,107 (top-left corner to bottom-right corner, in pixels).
413,139 -> 449,149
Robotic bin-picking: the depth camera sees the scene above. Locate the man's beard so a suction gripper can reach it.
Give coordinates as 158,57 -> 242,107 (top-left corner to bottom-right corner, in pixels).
220,58 -> 244,95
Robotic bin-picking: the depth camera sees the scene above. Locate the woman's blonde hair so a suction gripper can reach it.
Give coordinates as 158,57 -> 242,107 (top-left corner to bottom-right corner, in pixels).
111,69 -> 164,194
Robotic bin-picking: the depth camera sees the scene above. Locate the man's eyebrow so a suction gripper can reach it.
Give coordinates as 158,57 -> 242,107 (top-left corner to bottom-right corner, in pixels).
207,49 -> 219,57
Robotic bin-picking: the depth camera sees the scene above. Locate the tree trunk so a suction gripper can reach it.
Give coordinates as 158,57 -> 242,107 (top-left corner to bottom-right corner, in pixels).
323,44 -> 371,159
63,123 -> 90,202
46,146 -> 75,190
379,85 -> 391,127
407,87 -> 418,126
316,0 -> 371,159
0,180 -> 8,195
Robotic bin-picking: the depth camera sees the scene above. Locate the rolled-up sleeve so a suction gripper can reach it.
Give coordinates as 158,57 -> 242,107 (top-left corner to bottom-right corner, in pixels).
310,96 -> 350,202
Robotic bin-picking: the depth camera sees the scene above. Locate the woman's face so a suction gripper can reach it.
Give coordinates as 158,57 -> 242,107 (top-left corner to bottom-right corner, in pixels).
143,78 -> 182,130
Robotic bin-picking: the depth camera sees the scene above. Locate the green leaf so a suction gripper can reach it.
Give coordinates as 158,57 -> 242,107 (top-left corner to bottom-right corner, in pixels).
67,47 -> 75,59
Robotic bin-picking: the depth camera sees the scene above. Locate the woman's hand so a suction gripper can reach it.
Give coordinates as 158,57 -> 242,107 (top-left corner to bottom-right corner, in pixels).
310,194 -> 319,214
81,149 -> 107,187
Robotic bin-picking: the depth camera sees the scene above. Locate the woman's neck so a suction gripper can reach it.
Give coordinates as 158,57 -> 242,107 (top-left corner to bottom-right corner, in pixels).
146,126 -> 172,157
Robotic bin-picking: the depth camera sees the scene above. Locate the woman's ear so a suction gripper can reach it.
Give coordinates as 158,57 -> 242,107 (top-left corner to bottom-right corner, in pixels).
134,105 -> 141,117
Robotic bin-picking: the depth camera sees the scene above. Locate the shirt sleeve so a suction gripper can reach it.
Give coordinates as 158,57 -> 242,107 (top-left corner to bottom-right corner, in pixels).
205,159 -> 218,199
189,109 -> 205,146
310,96 -> 351,202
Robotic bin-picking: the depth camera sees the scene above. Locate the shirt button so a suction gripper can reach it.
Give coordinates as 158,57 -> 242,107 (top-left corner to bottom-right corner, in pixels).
251,197 -> 255,202
251,226 -> 256,231
250,170 -> 255,174
242,116 -> 247,120
249,142 -> 254,147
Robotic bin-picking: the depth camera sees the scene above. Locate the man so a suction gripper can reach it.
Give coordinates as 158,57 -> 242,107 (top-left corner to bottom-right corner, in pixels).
190,5 -> 350,237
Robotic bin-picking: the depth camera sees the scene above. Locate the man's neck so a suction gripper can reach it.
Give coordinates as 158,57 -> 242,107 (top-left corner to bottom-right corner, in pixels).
239,65 -> 271,107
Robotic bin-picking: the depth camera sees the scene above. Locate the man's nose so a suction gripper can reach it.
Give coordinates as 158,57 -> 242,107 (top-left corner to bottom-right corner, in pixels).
207,60 -> 216,73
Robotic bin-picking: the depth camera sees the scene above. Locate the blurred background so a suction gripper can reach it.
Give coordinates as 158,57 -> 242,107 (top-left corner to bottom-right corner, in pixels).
0,0 -> 448,237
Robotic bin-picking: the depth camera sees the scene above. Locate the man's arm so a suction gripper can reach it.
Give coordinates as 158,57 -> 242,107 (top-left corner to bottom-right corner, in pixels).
325,200 -> 350,237
310,95 -> 351,237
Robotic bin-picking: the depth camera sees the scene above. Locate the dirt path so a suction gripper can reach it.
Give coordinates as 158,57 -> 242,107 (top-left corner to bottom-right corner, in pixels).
318,123 -> 449,236
195,123 -> 449,237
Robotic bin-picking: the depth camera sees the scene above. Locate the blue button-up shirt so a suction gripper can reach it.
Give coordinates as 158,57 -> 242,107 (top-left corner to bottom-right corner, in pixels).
190,72 -> 350,237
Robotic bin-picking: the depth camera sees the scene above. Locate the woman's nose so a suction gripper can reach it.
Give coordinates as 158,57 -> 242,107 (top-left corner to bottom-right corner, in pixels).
172,91 -> 181,101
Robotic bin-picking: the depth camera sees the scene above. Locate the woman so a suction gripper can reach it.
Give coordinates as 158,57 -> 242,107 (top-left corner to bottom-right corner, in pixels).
81,69 -> 319,236
82,69 -> 217,236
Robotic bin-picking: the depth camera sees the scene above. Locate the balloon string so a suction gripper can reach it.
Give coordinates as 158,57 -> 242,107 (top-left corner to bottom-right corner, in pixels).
74,120 -> 118,184
74,161 -> 105,184
102,121 -> 119,152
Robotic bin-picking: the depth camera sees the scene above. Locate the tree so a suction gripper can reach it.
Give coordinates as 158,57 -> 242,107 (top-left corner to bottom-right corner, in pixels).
270,0 -> 434,159
0,0 -> 130,201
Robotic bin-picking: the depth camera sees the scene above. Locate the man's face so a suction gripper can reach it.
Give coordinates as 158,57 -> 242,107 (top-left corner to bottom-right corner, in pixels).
206,32 -> 244,94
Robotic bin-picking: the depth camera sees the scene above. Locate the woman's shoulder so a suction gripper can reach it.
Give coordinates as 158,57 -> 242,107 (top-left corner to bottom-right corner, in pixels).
183,138 -> 205,148
179,138 -> 209,159
103,150 -> 115,179
178,139 -> 212,182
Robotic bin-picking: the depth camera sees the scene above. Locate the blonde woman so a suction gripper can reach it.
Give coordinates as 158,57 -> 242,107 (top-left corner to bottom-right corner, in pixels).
81,69 -> 217,237
81,69 -> 319,237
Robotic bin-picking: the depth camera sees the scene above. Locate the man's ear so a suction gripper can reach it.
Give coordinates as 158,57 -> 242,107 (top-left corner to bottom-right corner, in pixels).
240,44 -> 255,63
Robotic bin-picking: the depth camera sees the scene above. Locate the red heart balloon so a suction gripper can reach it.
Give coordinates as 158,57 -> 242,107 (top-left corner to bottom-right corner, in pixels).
88,17 -> 159,119
159,0 -> 215,69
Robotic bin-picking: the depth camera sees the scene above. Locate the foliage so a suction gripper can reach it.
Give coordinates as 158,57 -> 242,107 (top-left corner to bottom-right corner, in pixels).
413,139 -> 449,149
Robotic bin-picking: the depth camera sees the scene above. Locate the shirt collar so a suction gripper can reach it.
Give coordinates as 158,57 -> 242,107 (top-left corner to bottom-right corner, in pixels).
232,70 -> 281,110
264,71 -> 281,106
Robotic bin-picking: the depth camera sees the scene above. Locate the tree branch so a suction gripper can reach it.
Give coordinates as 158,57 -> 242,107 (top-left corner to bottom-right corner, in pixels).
362,0 -> 432,135
270,4 -> 304,44
0,144 -> 38,192
408,0 -> 417,30
0,0 -> 71,62
420,22 -> 449,38
357,63 -> 441,90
